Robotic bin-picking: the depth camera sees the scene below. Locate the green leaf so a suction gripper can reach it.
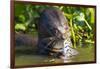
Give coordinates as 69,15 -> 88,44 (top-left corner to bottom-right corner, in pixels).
76,13 -> 85,21
85,40 -> 94,43
88,8 -> 95,24
15,3 -> 26,16
15,24 -> 26,31
19,14 -> 26,22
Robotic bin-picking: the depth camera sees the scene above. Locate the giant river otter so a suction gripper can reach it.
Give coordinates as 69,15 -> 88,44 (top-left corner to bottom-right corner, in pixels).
37,8 -> 78,59
15,8 -> 78,59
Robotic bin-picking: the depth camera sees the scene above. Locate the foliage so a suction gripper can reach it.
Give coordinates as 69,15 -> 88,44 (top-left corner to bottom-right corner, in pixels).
14,3 -> 95,48
59,6 -> 95,48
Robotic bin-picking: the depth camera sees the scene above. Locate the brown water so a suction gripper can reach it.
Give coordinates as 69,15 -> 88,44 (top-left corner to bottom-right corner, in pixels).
15,44 -> 95,66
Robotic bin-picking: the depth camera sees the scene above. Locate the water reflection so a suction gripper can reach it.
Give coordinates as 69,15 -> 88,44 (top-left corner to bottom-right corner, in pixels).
15,43 -> 94,66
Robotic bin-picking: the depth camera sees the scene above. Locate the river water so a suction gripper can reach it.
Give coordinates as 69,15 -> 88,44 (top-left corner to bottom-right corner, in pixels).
15,43 -> 95,66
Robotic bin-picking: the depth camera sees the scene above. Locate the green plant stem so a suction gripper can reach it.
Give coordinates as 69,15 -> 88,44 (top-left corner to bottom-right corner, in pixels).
64,13 -> 72,19
59,6 -> 64,10
84,19 -> 92,30
70,18 -> 76,48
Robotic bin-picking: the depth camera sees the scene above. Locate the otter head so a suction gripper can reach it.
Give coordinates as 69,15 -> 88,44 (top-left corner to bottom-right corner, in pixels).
38,8 -> 72,59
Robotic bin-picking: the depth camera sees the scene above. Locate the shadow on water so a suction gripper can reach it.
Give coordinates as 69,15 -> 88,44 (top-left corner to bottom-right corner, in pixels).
15,43 -> 95,66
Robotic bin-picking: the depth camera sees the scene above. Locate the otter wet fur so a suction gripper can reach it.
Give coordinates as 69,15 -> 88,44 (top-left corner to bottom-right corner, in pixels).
37,8 -> 74,59
15,8 -> 78,59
